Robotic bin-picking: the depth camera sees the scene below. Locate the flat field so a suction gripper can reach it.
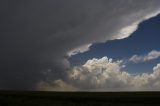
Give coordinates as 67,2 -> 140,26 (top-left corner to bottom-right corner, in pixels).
0,91 -> 160,106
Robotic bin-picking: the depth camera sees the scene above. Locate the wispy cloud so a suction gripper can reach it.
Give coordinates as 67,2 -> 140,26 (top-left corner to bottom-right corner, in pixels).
129,50 -> 160,63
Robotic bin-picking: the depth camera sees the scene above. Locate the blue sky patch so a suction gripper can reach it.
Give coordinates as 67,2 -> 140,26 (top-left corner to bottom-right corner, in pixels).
70,15 -> 160,74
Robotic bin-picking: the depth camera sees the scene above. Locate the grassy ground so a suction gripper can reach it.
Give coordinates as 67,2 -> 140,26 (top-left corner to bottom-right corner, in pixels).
0,91 -> 160,106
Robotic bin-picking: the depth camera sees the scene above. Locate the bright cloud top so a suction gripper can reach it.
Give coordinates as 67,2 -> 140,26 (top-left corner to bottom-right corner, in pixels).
38,57 -> 160,91
129,50 -> 160,63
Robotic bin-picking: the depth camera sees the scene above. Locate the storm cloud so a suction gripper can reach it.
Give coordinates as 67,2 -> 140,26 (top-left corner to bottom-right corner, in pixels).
0,0 -> 160,90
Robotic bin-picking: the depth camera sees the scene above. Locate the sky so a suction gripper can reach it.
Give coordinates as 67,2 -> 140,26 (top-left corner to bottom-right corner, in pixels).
0,0 -> 160,91
70,14 -> 160,74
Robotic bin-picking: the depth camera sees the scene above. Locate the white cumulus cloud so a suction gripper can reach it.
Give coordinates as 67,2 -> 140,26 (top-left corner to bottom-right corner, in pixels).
38,57 -> 160,91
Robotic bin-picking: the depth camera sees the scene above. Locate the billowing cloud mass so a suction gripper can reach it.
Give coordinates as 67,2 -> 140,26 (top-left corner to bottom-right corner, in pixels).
129,50 -> 160,63
0,0 -> 160,90
38,57 -> 160,91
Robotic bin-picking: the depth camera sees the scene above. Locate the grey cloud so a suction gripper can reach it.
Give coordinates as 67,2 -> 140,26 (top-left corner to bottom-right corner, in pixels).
0,0 -> 160,90
37,80 -> 77,91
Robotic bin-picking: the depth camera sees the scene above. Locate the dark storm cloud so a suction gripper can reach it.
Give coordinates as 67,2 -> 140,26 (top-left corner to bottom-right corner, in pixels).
0,0 -> 160,90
